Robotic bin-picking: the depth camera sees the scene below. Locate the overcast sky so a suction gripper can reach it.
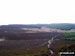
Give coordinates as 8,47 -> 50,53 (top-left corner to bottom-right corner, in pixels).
0,0 -> 75,25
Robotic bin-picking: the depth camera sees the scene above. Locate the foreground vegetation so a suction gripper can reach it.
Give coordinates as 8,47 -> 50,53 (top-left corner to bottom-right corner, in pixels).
0,31 -> 75,56
0,46 -> 49,56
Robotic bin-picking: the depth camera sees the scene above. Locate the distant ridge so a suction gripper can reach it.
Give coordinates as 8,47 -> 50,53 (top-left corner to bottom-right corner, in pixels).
0,23 -> 75,30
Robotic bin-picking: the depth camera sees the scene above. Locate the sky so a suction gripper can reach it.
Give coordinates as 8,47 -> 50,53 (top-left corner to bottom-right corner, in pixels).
0,0 -> 75,25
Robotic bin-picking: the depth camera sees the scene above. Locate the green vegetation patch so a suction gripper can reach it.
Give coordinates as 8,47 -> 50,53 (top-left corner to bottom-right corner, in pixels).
61,32 -> 75,40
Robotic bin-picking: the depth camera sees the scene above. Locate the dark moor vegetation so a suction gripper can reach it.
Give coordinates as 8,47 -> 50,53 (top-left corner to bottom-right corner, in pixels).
0,24 -> 75,56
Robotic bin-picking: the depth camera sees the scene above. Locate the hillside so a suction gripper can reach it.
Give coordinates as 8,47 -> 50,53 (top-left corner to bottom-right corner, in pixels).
34,23 -> 75,30
47,23 -> 75,30
0,23 -> 75,31
0,24 -> 75,56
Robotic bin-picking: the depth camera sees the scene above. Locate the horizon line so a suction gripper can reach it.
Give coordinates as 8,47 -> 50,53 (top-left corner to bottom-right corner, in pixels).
0,23 -> 75,26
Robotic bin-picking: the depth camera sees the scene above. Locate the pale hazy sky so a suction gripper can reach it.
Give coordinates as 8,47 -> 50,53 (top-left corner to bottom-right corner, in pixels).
0,0 -> 75,25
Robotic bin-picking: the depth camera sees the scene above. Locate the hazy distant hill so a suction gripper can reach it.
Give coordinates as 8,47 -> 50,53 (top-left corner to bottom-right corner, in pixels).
43,23 -> 75,30
30,23 -> 75,30
0,23 -> 75,30
0,24 -> 40,32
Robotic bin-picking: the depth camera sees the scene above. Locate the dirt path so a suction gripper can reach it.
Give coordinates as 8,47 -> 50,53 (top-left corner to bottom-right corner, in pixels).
48,34 -> 60,55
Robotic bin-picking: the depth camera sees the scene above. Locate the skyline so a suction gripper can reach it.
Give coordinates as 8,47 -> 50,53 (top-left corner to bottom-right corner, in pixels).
0,0 -> 75,25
